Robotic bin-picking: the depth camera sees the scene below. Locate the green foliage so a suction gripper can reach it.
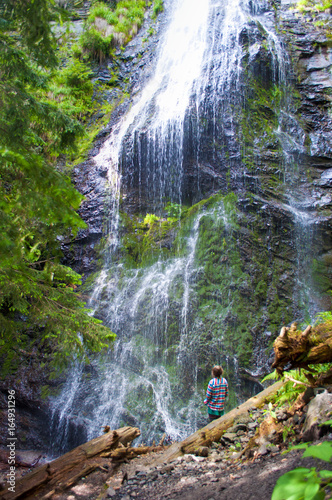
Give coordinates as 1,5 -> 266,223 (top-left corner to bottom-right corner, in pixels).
57,59 -> 94,100
262,364 -> 332,406
0,0 -> 116,375
39,57 -> 95,125
262,369 -> 280,382
314,310 -> 332,324
263,402 -> 277,420
165,202 -> 182,219
0,0 -> 59,69
81,26 -> 114,62
282,424 -> 295,443
144,213 -> 160,226
82,0 -> 147,61
152,0 -> 164,19
120,210 -> 180,267
301,441 -> 332,461
297,0 -> 332,13
262,369 -> 313,406
272,442 -> 332,500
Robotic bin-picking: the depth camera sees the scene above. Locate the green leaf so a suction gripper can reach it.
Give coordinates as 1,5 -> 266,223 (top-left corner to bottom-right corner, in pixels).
289,443 -> 310,451
319,419 -> 332,427
302,442 -> 332,462
272,469 -> 312,500
319,470 -> 332,479
311,492 -> 325,500
304,482 -> 320,500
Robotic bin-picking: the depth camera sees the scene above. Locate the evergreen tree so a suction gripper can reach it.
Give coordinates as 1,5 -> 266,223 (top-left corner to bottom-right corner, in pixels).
0,0 -> 115,374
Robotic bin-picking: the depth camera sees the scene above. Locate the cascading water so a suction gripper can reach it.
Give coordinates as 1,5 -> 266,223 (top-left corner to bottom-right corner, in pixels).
50,0 -> 324,452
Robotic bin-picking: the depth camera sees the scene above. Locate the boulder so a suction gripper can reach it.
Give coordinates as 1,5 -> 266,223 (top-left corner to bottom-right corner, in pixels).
302,391 -> 332,442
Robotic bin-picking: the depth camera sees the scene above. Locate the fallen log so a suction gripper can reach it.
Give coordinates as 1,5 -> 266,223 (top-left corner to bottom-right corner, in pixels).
1,426 -> 140,500
105,445 -> 164,461
0,452 -> 42,469
153,380 -> 284,463
272,321 -> 332,379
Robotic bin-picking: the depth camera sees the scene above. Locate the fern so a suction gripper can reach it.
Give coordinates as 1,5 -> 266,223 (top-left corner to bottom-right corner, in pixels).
261,369 -> 279,382
262,369 -> 309,406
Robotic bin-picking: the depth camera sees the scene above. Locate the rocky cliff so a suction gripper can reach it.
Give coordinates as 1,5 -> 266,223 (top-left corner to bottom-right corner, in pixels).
70,0 -> 332,359
56,0 -> 332,447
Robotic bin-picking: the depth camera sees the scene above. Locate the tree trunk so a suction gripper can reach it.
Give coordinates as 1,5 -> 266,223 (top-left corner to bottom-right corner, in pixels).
272,321 -> 332,378
152,380 -> 284,464
1,426 -> 140,500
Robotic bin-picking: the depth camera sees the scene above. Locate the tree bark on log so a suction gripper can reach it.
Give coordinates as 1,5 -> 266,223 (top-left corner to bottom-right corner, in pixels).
272,321 -> 332,380
153,380 -> 284,464
105,445 -> 164,461
1,426 -> 140,500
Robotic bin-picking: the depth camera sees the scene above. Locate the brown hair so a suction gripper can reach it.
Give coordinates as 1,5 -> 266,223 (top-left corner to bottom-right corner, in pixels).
212,365 -> 223,378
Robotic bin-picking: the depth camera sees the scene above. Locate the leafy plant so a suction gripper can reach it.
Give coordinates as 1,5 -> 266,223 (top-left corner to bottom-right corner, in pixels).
165,202 -> 182,219
144,213 -> 160,226
41,58 -> 95,120
282,425 -> 295,443
314,310 -> 332,324
272,440 -> 332,500
262,369 -> 309,406
263,402 -> 277,420
297,0 -> 332,13
81,26 -> 114,62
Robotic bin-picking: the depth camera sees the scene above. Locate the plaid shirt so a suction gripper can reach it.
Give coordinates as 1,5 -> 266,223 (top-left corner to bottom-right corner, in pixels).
204,377 -> 228,412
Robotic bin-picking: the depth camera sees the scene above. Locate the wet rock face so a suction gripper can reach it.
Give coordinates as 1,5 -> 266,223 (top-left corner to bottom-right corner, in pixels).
69,0 -> 332,346
63,156 -> 108,276
72,2 -> 332,219
62,17 -> 162,273
0,370 -> 51,451
280,10 -> 332,164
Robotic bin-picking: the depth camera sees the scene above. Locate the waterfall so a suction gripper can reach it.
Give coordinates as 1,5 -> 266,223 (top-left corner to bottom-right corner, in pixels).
50,0 -> 323,451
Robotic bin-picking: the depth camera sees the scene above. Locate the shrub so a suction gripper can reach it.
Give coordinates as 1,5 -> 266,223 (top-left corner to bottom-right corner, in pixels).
81,0 -> 161,60
81,26 -> 114,62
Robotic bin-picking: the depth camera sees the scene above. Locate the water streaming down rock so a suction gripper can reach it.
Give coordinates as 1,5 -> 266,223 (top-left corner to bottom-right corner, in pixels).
52,205 -> 230,451
51,0 -> 330,451
50,359 -> 87,454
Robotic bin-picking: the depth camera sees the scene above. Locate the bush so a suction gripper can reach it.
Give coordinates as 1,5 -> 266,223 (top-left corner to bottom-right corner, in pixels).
81,0 -> 161,61
81,26 -> 114,62
58,59 -> 94,97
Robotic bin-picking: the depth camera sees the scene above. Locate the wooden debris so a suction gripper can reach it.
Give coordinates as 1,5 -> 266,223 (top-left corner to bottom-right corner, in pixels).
105,445 -> 164,461
1,426 -> 140,500
159,433 -> 166,446
272,321 -> 332,378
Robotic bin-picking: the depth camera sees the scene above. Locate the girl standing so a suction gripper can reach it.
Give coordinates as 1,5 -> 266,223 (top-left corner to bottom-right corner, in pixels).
204,365 -> 228,421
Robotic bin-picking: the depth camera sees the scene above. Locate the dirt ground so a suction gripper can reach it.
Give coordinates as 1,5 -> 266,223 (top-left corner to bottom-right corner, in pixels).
3,438 -> 331,500
87,443 -> 332,500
